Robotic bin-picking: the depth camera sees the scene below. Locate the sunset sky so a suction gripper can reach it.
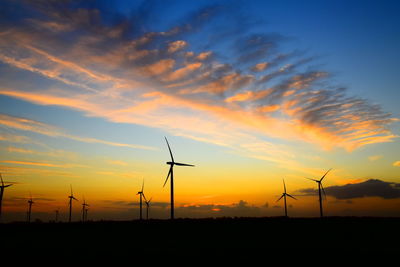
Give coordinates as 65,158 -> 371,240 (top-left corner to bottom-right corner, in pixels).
0,0 -> 399,222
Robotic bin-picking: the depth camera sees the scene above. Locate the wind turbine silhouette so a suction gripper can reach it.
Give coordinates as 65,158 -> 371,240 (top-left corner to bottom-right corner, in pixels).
145,196 -> 152,220
163,137 -> 194,220
84,207 -> 89,222
81,197 -> 89,222
276,179 -> 297,217
0,173 -> 14,221
137,180 -> 146,220
54,209 -> 59,222
306,169 -> 332,218
27,192 -> 34,223
68,185 -> 78,223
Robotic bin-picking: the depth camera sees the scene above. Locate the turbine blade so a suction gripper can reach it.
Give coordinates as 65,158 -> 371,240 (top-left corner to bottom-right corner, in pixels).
73,197 -> 78,201
306,177 -> 319,182
283,178 -> 286,194
174,162 -> 195,167
163,167 -> 172,187
165,137 -> 174,162
70,185 -> 73,197
287,194 -> 297,200
0,173 -> 3,186
320,168 -> 332,182
141,179 -> 144,192
276,194 -> 284,202
142,193 -> 147,202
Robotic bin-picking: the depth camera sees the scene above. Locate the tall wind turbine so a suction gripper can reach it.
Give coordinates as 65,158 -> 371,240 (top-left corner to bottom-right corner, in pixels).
0,173 -> 14,221
137,180 -> 146,220
276,179 -> 297,217
68,185 -> 78,223
306,169 -> 331,218
27,192 -> 34,223
163,137 -> 194,220
81,197 -> 89,222
145,196 -> 152,220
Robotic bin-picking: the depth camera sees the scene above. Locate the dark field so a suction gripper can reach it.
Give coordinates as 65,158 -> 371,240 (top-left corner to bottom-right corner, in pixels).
1,217 -> 399,265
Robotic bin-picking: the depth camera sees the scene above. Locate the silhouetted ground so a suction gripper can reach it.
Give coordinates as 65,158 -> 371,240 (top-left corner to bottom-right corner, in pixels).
1,217 -> 399,265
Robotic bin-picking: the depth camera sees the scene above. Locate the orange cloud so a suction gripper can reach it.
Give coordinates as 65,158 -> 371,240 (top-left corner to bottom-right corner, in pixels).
167,40 -> 187,53
7,146 -> 34,154
0,160 -> 62,168
196,51 -> 212,61
393,161 -> 400,167
140,59 -> 175,76
251,62 -> 269,72
162,62 -> 202,82
225,89 -> 271,102
257,105 -> 280,113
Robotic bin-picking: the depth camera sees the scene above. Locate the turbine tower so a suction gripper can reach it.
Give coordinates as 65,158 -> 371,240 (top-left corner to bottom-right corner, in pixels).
81,197 -> 89,222
84,207 -> 89,222
27,193 -> 34,223
137,180 -> 146,220
307,169 -> 331,218
54,209 -> 59,223
163,137 -> 194,220
68,185 -> 78,223
145,196 -> 152,220
276,179 -> 297,217
0,173 -> 14,221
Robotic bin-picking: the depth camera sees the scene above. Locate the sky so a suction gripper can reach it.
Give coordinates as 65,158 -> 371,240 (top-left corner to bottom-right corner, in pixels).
0,0 -> 399,222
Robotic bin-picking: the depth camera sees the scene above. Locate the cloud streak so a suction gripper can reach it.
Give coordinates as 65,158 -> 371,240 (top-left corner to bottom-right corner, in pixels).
0,113 -> 155,150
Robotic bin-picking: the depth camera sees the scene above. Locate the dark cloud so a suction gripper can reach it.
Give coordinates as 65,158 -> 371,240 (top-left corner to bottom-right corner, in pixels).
297,179 -> 400,200
175,200 -> 264,218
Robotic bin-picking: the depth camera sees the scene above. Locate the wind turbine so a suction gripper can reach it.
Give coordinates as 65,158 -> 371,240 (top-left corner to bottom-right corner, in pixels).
276,179 -> 297,217
145,196 -> 152,220
68,185 -> 78,223
54,209 -> 59,223
306,168 -> 331,218
163,137 -> 194,220
84,207 -> 89,222
81,197 -> 89,222
27,192 -> 34,223
0,173 -> 14,221
137,180 -> 146,220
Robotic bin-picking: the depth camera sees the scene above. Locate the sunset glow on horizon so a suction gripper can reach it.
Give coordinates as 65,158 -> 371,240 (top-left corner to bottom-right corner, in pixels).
0,0 -> 399,222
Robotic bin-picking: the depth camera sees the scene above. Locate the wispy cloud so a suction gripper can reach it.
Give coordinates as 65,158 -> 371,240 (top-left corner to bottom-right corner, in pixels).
0,113 -> 155,150
368,155 -> 383,161
0,0 -> 397,168
393,161 -> 400,167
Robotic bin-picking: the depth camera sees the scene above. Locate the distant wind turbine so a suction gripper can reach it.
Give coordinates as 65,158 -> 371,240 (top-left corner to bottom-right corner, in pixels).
163,137 -> 194,220
276,179 -> 297,217
137,180 -> 146,220
0,173 -> 14,221
84,207 -> 89,222
306,169 -> 332,218
68,185 -> 78,223
54,209 -> 59,223
81,197 -> 89,222
27,192 -> 34,223
145,196 -> 152,220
